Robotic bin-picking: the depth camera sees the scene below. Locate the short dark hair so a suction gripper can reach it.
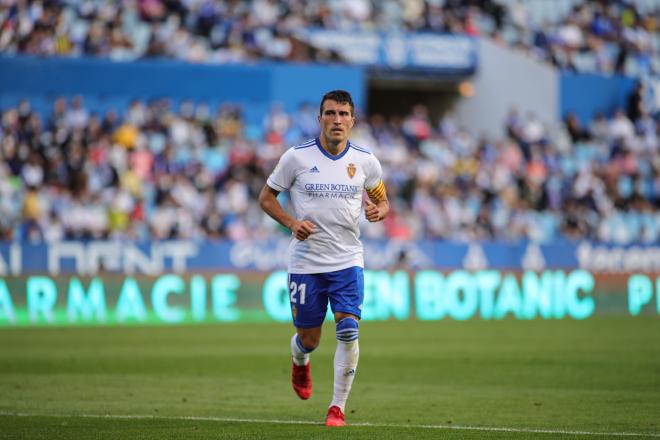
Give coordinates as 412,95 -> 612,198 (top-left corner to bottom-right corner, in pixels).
319,90 -> 354,116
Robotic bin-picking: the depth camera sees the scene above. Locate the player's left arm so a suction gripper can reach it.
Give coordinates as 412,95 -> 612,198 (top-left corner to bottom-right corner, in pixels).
365,179 -> 389,222
364,157 -> 390,222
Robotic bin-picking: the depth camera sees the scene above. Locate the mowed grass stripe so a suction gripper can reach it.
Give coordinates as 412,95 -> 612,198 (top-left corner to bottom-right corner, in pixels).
1,411 -> 660,438
0,318 -> 659,439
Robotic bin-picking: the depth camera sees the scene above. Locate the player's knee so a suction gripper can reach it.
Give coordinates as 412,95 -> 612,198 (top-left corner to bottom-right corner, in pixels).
336,317 -> 359,342
296,333 -> 319,352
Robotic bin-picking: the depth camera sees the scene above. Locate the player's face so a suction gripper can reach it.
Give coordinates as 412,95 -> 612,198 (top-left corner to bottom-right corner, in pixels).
319,100 -> 354,144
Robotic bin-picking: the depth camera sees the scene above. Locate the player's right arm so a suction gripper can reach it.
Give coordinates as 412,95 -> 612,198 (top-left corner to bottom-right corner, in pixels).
258,185 -> 316,241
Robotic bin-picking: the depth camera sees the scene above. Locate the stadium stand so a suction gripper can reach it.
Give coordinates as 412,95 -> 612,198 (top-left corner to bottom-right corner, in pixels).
0,0 -> 657,74
0,1 -> 658,245
0,92 -> 657,244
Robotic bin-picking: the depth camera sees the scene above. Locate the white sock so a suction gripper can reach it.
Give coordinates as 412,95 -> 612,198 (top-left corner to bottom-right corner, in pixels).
290,333 -> 310,366
330,340 -> 359,412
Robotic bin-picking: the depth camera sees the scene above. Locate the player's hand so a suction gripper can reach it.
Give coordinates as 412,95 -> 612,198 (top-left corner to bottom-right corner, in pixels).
364,199 -> 381,222
290,219 -> 316,241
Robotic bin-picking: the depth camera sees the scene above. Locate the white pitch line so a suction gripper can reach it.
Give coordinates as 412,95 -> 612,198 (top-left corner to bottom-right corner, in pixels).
1,411 -> 659,438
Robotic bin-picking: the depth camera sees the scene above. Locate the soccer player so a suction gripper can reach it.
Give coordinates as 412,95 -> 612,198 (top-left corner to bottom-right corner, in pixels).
258,90 -> 389,427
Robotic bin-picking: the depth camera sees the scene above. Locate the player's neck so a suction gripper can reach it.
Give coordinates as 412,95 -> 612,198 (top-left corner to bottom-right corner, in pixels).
319,136 -> 348,156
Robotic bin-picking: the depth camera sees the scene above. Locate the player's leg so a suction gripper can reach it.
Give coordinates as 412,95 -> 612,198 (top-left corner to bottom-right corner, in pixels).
326,312 -> 359,426
288,273 -> 328,400
291,326 -> 321,367
290,326 -> 321,400
325,267 -> 364,426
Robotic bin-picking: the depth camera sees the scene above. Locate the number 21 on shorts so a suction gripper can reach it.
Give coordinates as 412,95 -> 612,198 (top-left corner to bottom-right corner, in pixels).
290,281 -> 306,305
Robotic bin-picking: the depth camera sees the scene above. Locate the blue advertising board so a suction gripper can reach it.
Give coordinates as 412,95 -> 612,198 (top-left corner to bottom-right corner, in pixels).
1,240 -> 659,276
298,30 -> 477,74
0,240 -> 658,326
0,56 -> 365,116
560,72 -> 636,124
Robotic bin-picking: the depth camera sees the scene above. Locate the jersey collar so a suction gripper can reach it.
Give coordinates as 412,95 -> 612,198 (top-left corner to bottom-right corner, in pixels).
315,137 -> 350,161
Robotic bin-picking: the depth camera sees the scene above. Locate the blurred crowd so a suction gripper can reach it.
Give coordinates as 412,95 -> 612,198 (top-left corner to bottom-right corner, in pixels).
1,91 -> 658,245
504,0 -> 658,76
0,0 -> 656,75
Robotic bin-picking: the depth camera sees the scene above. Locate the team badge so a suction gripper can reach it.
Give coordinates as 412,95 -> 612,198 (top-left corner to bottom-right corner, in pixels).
347,163 -> 356,178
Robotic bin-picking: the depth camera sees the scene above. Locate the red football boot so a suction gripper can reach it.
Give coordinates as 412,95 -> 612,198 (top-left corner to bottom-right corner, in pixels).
291,362 -> 312,400
325,405 -> 346,427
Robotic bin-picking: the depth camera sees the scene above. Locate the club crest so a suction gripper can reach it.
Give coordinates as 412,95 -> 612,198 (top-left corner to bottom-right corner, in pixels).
347,163 -> 356,178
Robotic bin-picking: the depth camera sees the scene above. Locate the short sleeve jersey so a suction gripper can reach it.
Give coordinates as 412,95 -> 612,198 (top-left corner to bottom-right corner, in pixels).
267,138 -> 383,274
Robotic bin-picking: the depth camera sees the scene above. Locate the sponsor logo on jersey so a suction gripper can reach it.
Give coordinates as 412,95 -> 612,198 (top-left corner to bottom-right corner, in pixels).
309,166 -> 320,173
303,183 -> 361,199
304,183 -> 361,192
347,163 -> 356,178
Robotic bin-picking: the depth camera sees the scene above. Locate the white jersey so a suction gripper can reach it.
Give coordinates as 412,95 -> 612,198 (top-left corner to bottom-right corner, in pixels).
267,138 -> 383,274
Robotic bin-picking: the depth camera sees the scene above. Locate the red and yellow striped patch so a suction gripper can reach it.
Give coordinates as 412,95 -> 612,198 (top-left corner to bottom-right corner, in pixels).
366,180 -> 387,202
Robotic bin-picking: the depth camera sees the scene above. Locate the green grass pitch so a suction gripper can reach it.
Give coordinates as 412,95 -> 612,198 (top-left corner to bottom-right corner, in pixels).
0,317 -> 659,439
